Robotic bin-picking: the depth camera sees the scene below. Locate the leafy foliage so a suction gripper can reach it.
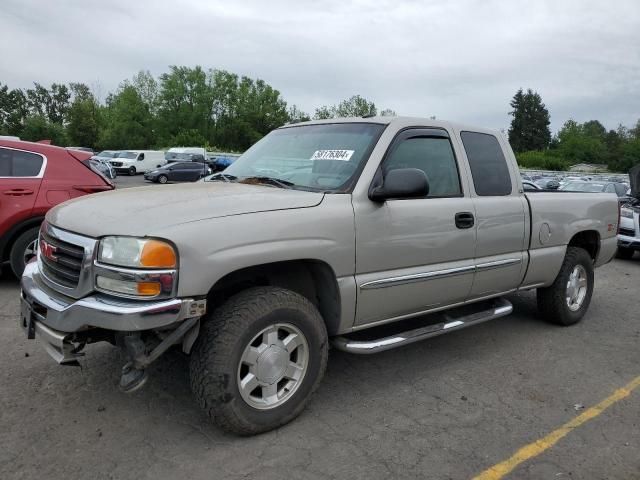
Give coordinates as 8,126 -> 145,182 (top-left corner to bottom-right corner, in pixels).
508,88 -> 639,173
508,88 -> 551,152
21,115 -> 68,145
313,95 -> 381,119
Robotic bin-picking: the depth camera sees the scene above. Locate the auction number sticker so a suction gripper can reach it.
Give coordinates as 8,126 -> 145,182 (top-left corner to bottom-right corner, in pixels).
311,149 -> 354,161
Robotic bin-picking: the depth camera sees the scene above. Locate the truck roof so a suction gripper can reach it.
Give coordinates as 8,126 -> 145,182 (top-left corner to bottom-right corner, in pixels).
281,116 -> 502,137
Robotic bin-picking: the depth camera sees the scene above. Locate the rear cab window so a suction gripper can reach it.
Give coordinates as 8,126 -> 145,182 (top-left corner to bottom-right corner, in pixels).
460,132 -> 512,196
0,147 -> 45,177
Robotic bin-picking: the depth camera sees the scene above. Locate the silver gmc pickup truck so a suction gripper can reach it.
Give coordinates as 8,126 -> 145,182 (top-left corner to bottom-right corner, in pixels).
20,117 -> 619,435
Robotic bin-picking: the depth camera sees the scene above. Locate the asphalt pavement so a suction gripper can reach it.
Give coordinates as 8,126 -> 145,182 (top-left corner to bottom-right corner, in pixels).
1,240 -> 639,479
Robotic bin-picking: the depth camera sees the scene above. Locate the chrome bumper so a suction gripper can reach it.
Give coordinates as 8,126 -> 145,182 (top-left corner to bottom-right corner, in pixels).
20,261 -> 205,363
618,234 -> 640,250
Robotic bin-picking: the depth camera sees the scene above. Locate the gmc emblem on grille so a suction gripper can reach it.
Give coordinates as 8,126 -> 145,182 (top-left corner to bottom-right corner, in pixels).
39,239 -> 58,262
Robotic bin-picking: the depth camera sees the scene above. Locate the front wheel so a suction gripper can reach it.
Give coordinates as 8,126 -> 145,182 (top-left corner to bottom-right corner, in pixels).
128,166 -> 136,176
158,174 -> 168,184
190,286 -> 328,435
537,247 -> 594,326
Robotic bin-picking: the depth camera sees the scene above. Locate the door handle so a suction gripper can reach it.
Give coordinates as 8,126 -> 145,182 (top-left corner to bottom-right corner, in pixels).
455,212 -> 474,229
3,189 -> 34,196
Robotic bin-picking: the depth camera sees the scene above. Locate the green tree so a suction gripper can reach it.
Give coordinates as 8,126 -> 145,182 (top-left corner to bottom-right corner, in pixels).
582,120 -> 606,141
157,66 -> 213,145
508,88 -> 551,152
48,83 -> 70,124
335,95 -> 376,117
21,115 -> 68,145
130,70 -> 159,114
380,108 -> 396,116
67,93 -> 100,148
617,137 -> 640,173
554,119 -> 607,165
287,105 -> 310,123
313,105 -> 333,120
100,85 -> 155,149
25,83 -> 51,118
313,95 -> 378,120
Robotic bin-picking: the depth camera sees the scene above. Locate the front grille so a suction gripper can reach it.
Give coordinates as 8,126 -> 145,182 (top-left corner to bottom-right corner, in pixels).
110,161 -> 122,167
40,230 -> 85,288
619,227 -> 636,237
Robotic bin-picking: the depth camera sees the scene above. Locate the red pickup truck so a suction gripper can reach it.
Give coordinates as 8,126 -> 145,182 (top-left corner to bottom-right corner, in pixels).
0,139 -> 114,277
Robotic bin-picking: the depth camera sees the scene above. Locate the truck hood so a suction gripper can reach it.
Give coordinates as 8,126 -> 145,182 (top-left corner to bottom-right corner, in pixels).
47,182 -> 324,237
629,165 -> 640,199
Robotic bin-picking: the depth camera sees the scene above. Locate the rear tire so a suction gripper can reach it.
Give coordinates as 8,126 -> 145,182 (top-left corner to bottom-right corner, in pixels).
537,247 -> 594,326
616,247 -> 634,260
190,286 -> 328,435
9,227 -> 40,278
128,166 -> 136,176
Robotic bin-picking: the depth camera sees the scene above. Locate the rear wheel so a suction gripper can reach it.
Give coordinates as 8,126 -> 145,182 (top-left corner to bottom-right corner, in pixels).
190,286 -> 328,435
128,166 -> 136,176
9,227 -> 39,278
616,247 -> 634,260
537,247 -> 594,326
158,174 -> 168,184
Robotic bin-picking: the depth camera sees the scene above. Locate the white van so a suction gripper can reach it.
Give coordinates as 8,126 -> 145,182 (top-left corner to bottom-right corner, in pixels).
110,150 -> 167,176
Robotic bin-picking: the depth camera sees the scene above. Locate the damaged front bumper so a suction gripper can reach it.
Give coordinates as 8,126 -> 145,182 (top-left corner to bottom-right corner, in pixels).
20,261 -> 205,365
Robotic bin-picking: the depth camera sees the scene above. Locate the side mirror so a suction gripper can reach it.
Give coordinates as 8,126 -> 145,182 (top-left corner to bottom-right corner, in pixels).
369,168 -> 429,202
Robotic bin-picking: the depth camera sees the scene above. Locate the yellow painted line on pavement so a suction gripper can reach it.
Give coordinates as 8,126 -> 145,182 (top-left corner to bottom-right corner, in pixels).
473,375 -> 640,480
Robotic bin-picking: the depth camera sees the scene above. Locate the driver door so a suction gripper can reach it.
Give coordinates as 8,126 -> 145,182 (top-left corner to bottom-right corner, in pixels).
353,128 -> 477,326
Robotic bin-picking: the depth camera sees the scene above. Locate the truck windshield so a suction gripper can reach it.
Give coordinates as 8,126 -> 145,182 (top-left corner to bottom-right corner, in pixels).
117,151 -> 137,159
208,123 -> 386,192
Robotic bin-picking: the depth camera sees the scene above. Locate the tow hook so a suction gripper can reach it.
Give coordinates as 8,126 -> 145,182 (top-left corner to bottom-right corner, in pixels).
119,316 -> 200,393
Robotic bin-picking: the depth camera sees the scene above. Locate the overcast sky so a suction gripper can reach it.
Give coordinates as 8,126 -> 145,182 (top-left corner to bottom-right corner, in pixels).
2,0 -> 639,132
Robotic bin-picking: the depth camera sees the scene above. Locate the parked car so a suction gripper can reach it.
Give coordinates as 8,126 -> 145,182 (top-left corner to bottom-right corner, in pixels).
522,180 -> 541,191
110,150 -> 166,176
144,162 -> 209,183
20,117 -> 618,435
1,139 -> 114,277
535,177 -> 560,190
617,165 -> 640,259
88,158 -> 116,179
560,181 -> 629,198
210,153 -> 240,172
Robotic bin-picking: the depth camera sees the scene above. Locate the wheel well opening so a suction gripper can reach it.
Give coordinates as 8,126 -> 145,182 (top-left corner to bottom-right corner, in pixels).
206,260 -> 342,335
1,218 -> 43,262
568,230 -> 599,261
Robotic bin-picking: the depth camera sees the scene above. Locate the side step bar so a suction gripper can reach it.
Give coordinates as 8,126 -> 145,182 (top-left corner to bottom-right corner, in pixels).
331,298 -> 513,354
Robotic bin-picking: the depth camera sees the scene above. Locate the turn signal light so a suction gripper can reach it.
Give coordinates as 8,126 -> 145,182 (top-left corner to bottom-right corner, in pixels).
140,240 -> 177,268
136,282 -> 162,296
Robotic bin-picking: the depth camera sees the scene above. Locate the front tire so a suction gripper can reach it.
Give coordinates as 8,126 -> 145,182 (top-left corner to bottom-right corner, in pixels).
537,247 -> 594,326
128,166 -> 136,176
9,227 -> 40,278
158,174 -> 168,184
190,286 -> 328,435
616,247 -> 635,260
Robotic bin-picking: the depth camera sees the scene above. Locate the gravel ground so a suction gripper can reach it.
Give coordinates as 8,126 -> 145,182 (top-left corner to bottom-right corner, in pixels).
1,255 -> 639,480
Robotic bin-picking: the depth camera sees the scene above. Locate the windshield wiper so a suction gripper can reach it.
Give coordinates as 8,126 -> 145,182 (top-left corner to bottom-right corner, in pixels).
239,176 -> 294,189
207,173 -> 237,182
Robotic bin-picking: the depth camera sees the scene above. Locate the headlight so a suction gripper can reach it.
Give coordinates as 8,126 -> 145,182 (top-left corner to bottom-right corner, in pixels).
95,237 -> 177,299
98,237 -> 177,269
620,208 -> 633,219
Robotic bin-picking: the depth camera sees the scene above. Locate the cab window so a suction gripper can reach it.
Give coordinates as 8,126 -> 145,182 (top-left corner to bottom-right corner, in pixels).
461,131 -> 512,196
383,133 -> 462,197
